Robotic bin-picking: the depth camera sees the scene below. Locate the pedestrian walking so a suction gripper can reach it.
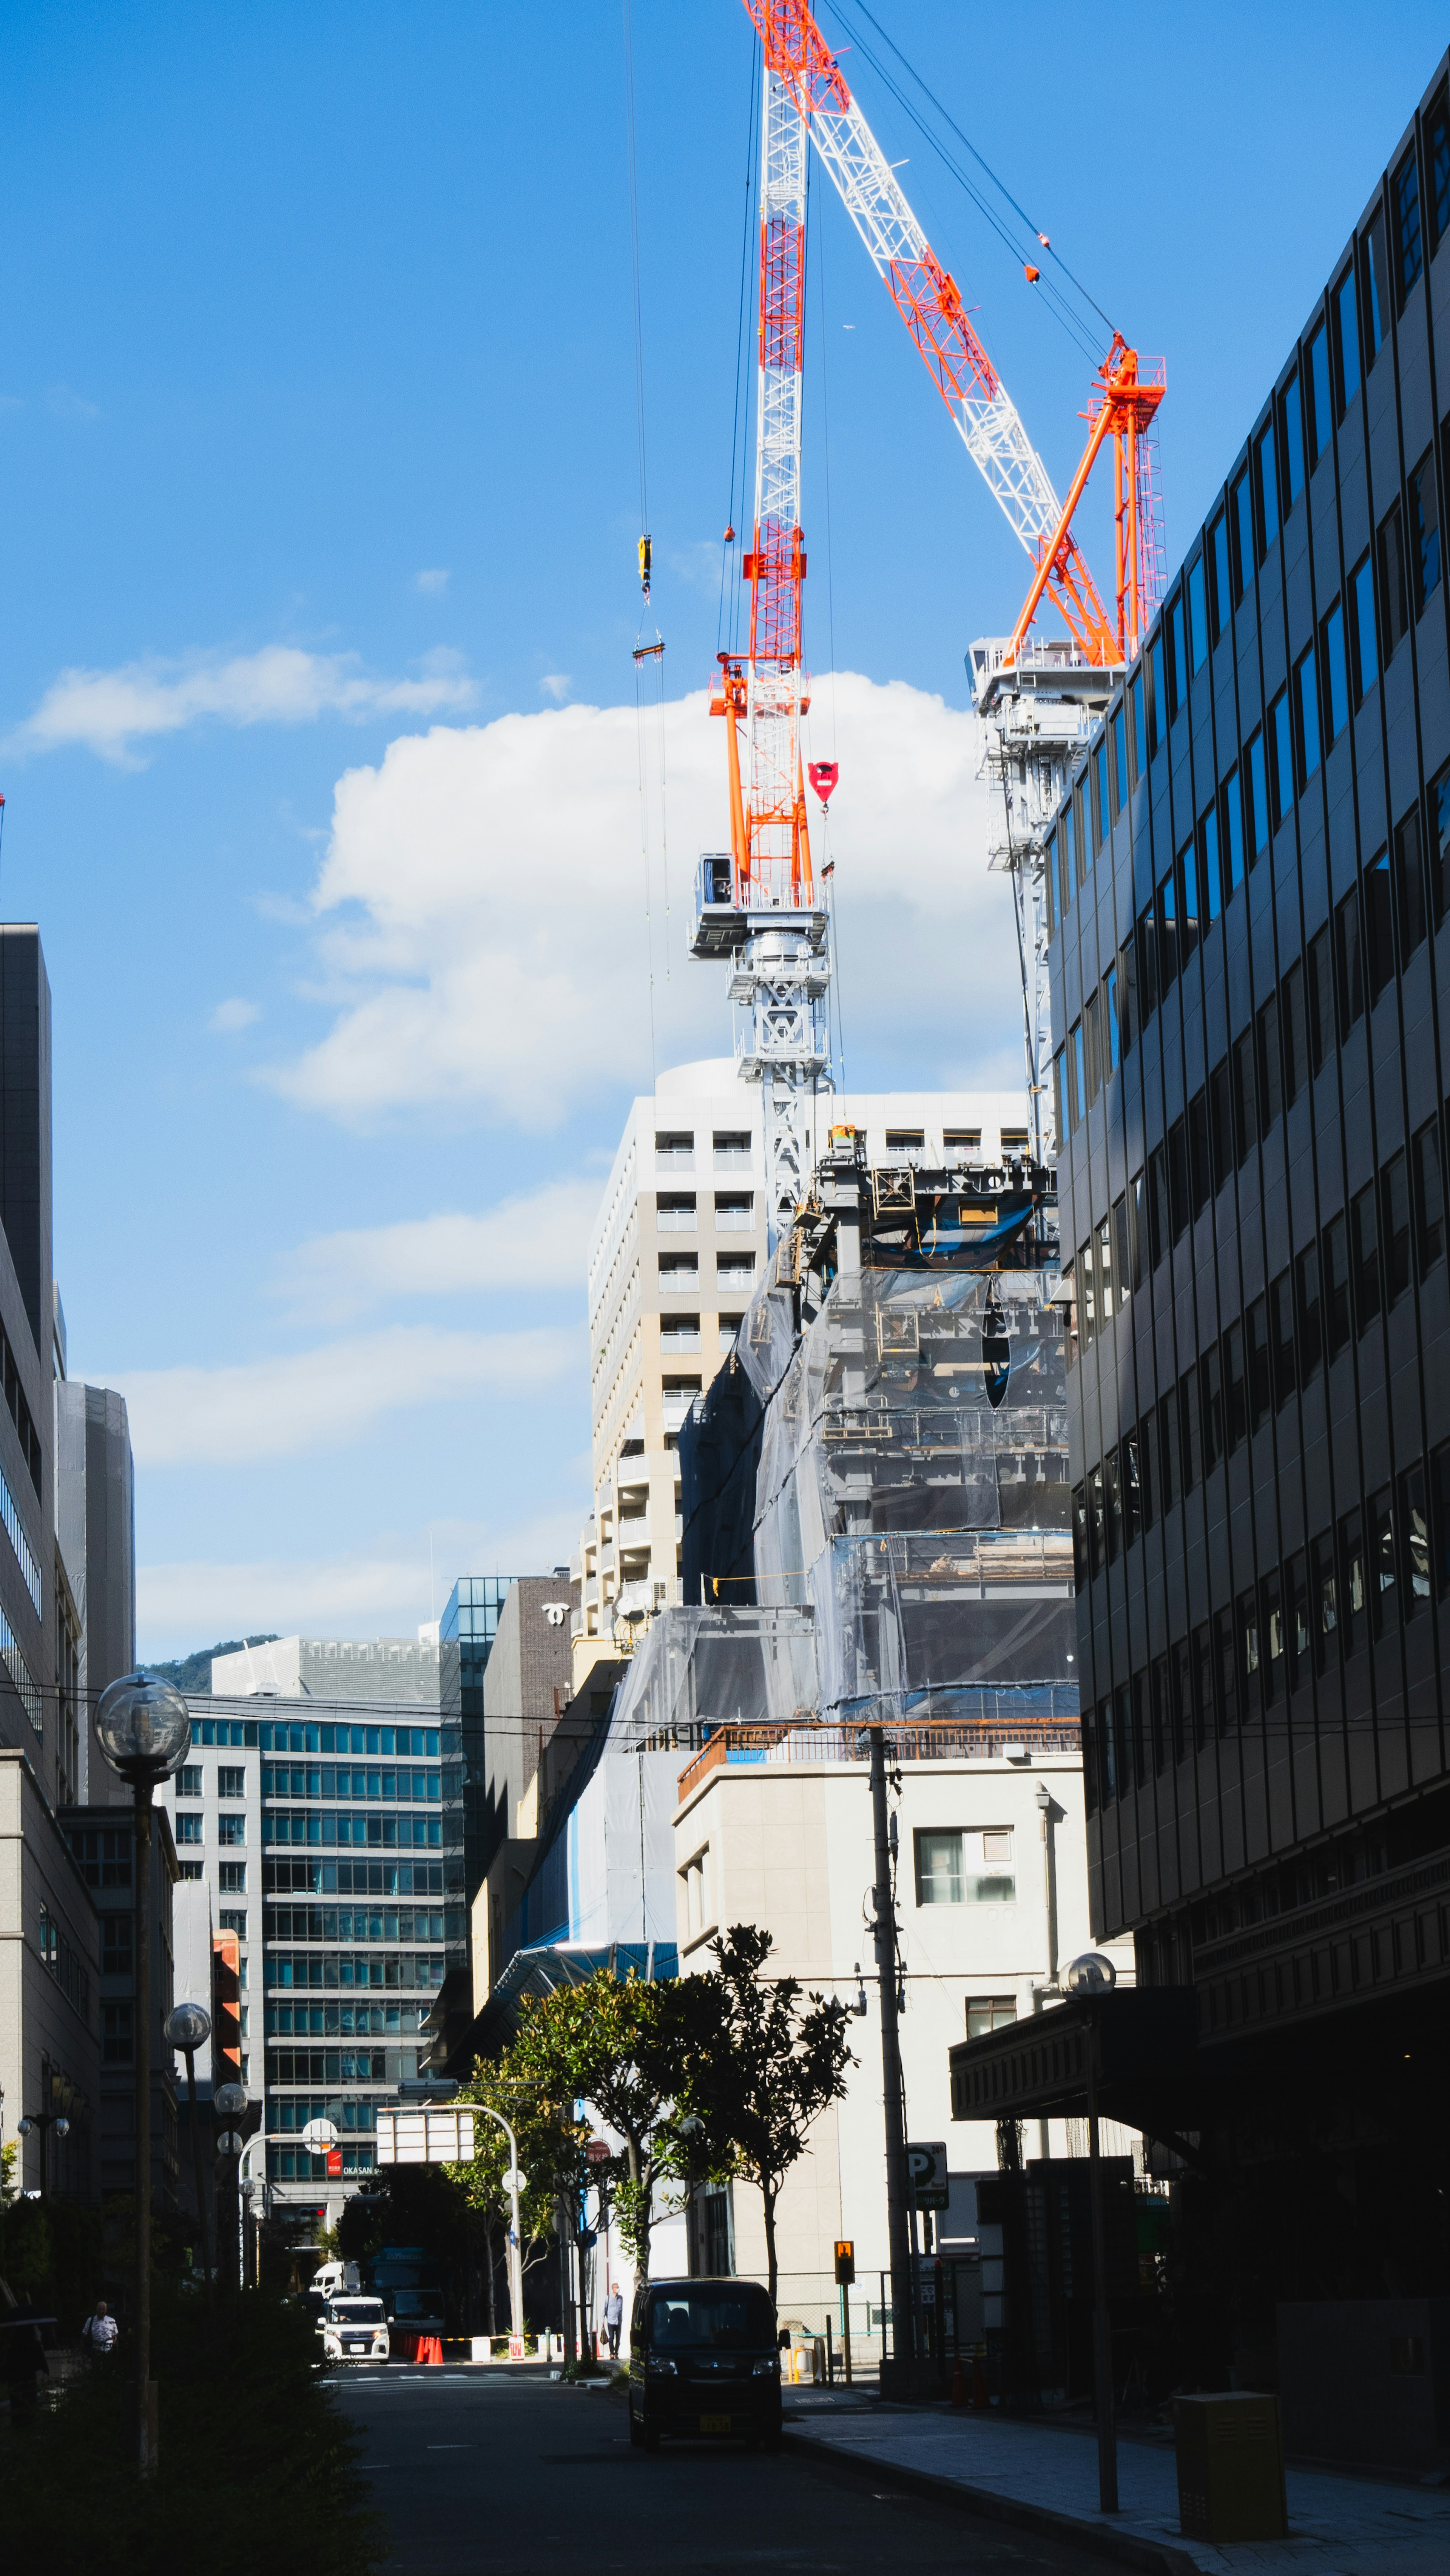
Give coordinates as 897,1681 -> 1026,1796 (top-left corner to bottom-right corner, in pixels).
603,2282 -> 624,2361
82,2299 -> 119,2365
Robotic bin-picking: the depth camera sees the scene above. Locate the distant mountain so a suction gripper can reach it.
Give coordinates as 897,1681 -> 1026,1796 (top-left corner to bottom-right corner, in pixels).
151,1635 -> 281,1696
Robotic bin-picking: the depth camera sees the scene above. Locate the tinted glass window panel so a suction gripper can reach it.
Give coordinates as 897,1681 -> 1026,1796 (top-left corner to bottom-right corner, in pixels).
1123,1429 -> 1142,1543
1211,512 -> 1231,633
1105,963 -> 1121,1070
1159,1388 -> 1179,1510
1130,673 -> 1146,777
1071,1021 -> 1086,1127
1308,324 -> 1331,461
1380,501 -> 1409,658
1296,1240 -> 1322,1379
1282,959 -> 1307,1104
1248,732 -> 1270,856
1432,764 -> 1450,922
1169,594 -> 1187,713
1148,634 -> 1165,750
1335,887 -> 1364,1031
1157,866 -> 1178,992
1113,705 -> 1128,810
1044,835 -> 1057,935
1431,93 -> 1450,250
1104,1448 -> 1123,1560
1168,1117 -> 1189,1243
1223,767 -> 1246,891
1188,558 -> 1208,671
1335,265 -> 1360,410
1396,146 -> 1424,299
1083,993 -> 1101,1106
1203,1345 -> 1226,1468
1364,213 -> 1388,361
1271,1271 -> 1296,1407
1053,1047 -> 1066,1143
1233,470 -> 1254,598
1433,1441 -> 1450,1599
1312,1532 -> 1338,1671
1138,1407 -> 1155,1525
1351,1182 -> 1381,1332
1369,1487 -> 1395,1639
1287,1551 -> 1310,1684
1270,689 -> 1294,824
1364,850 -> 1394,1003
1257,994 -> 1282,1132
1232,1029 -> 1257,1164
1411,450 -> 1441,612
1395,806 -> 1426,958
1282,372 -> 1305,505
1180,1366 -> 1201,1490
1112,1190 -> 1131,1304
1413,1118 -> 1444,1276
1382,1149 -> 1411,1303
1256,421 -> 1279,552
1296,646 -> 1320,784
1095,740 -> 1109,845
1189,1089 -> 1211,1217
1200,803 -> 1222,922
1148,1146 -> 1168,1268
1180,836 -> 1200,957
1308,927 -> 1333,1072
1064,797 -> 1078,888
1323,1213 -> 1350,1356
1209,1058 -> 1233,1191
1227,1321 -> 1250,1448
1350,551 -> 1378,697
1323,600 -> 1349,740
1401,1462 -> 1429,1619
1342,1508 -> 1367,1652
1137,902 -> 1157,1023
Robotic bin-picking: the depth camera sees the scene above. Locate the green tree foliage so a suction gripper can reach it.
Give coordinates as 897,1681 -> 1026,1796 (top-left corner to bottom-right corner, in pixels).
0,2193 -> 106,2336
692,1925 -> 853,2301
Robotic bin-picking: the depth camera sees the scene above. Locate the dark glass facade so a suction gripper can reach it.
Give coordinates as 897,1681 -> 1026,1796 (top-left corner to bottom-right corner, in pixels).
1049,64 -> 1450,2314
440,1575 -> 511,1902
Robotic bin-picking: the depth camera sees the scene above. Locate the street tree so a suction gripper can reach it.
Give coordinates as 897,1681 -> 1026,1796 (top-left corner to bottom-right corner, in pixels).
696,1924 -> 853,2301
449,2058 -> 587,2329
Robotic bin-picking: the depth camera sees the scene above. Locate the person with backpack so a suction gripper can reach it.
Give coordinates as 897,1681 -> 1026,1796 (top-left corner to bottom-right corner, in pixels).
82,2299 -> 119,2364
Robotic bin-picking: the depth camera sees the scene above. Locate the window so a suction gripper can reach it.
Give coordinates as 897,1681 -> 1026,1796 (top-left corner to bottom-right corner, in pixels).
1335,886 -> 1364,1031
1180,836 -> 1200,957
1287,1552 -> 1310,1685
1188,1089 -> 1211,1218
966,1997 -> 1017,2040
219,1909 -> 248,1940
915,1831 -> 964,1906
1295,646 -> 1320,785
1248,731 -> 1270,858
1083,993 -> 1102,1108
1307,324 -> 1331,463
1113,703 -> 1129,811
1148,632 -> 1165,751
1308,927 -> 1333,1074
1070,1021 -> 1086,1129
1072,788 -> 1088,884
1282,372 -> 1305,507
1123,1428 -> 1142,1543
102,1915 -> 133,1976
1210,1058 -> 1233,1192
1364,848 -> 1394,1003
176,1860 -> 203,1882
1395,806 -> 1426,959
1044,833 -> 1058,935
1104,1448 -> 1123,1561
1136,901 -> 1157,1026
1382,1150 -> 1411,1304
1159,1387 -> 1180,1512
1156,864 -> 1178,994
1094,738 -> 1109,845
1433,764 -> 1450,922
103,2001 -> 134,2066
1239,1589 -> 1260,1709
1431,88 -> 1450,251
1411,449 -> 1441,613
218,1765 -> 245,1799
219,1862 -> 246,1894
1364,213 -> 1388,363
1335,264 -> 1360,410
1396,145 -> 1424,301
1262,1568 -> 1285,1700
1322,601 -> 1349,742
1210,512 -> 1231,636
1413,1119 -> 1444,1276
1169,591 -> 1187,716
1323,1213 -> 1351,1356
1148,1146 -> 1168,1269
1188,557 -> 1208,671
1271,1271 -> 1296,1408
1130,670 -> 1146,777
1436,1442 -> 1450,1600
1270,688 -> 1294,823
1232,469 -> 1254,600
1282,960 -> 1307,1104
1379,501 -> 1409,659
1256,420 -> 1279,553
1222,767 -> 1246,894
1072,1485 -> 1088,1587
1340,1509 -> 1367,1654
1232,1028 -> 1257,1164
1351,1182 -> 1381,1333
1138,1410 -> 1155,1526
1180,1365 -> 1201,1493
1060,801 -> 1076,907
1105,962 -> 1121,1071
1222,1326 -> 1244,1453
1350,551 -> 1378,698
218,1812 -> 247,1846
1168,1117 -> 1189,1243
176,1813 -> 203,1845
1297,1240 -> 1323,1380
1257,993 -> 1282,1133
1112,1192 -> 1132,1308
1401,1462 -> 1430,1620
177,1766 -> 202,1799
1200,803 -> 1222,923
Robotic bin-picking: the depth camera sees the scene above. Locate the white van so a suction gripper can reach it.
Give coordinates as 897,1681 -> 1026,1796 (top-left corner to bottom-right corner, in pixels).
322,2295 -> 390,2363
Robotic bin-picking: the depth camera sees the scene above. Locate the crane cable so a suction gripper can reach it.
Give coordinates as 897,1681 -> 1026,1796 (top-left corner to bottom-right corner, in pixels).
623,0 -> 663,1081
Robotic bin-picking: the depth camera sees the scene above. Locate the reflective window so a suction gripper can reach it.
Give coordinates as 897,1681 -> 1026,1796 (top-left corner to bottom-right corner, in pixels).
1308,324 -> 1331,461
1256,420 -> 1279,552
1148,634 -> 1165,750
1411,449 -> 1441,612
1130,671 -> 1146,776
1232,470 -> 1254,598
1296,646 -> 1320,785
1413,1119 -> 1445,1276
1201,802 -> 1222,922
1188,557 -> 1208,671
1270,688 -> 1294,822
1169,592 -> 1187,714
1431,89 -> 1450,251
1351,551 -> 1378,696
1282,372 -> 1305,506
1364,847 -> 1394,1002
1365,213 -> 1388,362
1395,145 -> 1424,299
1335,265 -> 1360,409
1113,703 -> 1128,810
1247,732 -> 1270,859
1323,600 -> 1349,740
1222,766 -> 1245,893
1395,806 -> 1426,959
1211,512 -> 1231,635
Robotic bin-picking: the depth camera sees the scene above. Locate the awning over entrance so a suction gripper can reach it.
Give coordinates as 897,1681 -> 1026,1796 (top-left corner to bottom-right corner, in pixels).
948,1987 -> 1199,2138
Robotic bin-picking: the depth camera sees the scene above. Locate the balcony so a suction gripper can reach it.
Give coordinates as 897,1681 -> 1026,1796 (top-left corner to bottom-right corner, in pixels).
713,1146 -> 753,1170
677,1710 -> 1081,1801
714,1200 -> 753,1232
716,1258 -> 755,1285
659,1263 -> 699,1288
660,1328 -> 701,1353
657,1202 -> 697,1233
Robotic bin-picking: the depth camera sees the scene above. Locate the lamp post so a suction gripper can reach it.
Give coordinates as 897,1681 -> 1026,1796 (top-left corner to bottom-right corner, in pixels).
96,1668 -> 191,2477
164,2001 -> 214,2311
16,2109 -> 71,2201
472,2105 -> 526,2343
214,2083 -> 248,2293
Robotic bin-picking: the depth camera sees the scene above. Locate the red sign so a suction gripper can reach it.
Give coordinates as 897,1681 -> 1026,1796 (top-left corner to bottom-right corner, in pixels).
326,2148 -> 343,2177
585,2140 -> 611,2164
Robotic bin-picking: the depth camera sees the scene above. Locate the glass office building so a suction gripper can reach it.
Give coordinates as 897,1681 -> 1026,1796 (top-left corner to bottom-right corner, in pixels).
1048,62 -> 1450,2326
440,1575 -> 512,1903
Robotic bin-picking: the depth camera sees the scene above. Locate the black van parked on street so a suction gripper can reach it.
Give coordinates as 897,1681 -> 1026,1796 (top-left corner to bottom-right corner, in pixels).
628,2278 -> 782,2451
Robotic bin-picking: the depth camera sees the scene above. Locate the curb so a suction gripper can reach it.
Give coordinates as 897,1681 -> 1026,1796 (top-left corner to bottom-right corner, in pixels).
782,2426 -> 1202,2576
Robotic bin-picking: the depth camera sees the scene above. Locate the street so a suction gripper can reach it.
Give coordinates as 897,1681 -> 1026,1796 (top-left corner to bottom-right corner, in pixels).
329,2369 -> 1118,2576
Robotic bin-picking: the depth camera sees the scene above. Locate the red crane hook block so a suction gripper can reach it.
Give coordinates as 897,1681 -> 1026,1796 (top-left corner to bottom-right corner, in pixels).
808,759 -> 839,806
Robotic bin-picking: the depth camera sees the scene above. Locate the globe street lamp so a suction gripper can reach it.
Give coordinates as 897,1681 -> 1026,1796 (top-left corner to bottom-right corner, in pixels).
214,2082 -> 248,2294
164,2000 -> 214,2313
15,2109 -> 70,2201
96,1669 -> 191,2476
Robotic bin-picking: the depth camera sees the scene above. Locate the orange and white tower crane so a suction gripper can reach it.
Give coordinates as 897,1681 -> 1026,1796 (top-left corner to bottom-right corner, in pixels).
690,37 -> 830,1249
706,0 -> 1166,1165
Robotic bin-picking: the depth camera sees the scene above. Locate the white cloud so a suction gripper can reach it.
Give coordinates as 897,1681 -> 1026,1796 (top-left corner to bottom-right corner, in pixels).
101,1323 -> 580,1466
14,643 -> 477,765
539,673 -> 571,702
209,996 -> 261,1034
276,1177 -> 603,1325
415,568 -> 450,595
48,384 -> 99,421
136,1510 -> 581,1657
269,673 -> 1015,1127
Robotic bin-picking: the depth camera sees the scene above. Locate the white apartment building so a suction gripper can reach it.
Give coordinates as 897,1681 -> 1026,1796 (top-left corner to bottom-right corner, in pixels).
672,1727 -> 1135,2298
573,1062 -> 1032,1675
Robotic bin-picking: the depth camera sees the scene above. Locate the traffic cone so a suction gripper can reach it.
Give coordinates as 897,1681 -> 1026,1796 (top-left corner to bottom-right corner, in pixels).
950,2360 -> 968,2408
419,2334 -> 444,2366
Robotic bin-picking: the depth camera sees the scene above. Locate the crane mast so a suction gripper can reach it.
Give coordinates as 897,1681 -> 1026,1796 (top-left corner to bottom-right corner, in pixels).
692,50 -> 830,1252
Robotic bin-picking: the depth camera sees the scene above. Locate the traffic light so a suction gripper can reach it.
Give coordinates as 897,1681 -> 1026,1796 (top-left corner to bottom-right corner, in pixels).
834,2241 -> 855,2286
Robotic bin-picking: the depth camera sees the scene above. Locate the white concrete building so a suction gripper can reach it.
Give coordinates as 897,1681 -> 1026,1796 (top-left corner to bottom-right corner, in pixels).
671,1722 -> 1134,2310
210,1634 -> 440,1706
574,1063 -> 1032,1675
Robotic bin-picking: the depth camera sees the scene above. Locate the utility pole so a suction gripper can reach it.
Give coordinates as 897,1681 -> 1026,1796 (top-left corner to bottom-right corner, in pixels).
868,1723 -> 915,2390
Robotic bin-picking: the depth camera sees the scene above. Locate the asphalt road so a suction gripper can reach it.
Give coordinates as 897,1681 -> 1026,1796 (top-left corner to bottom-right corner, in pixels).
330,2369 -> 1114,2576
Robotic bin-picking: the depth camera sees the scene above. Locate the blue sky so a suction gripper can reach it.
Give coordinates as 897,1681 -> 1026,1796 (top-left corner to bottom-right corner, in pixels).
2,0 -> 1443,1655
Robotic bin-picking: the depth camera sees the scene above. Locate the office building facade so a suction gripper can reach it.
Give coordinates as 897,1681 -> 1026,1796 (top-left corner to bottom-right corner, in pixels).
1050,64 -> 1450,2331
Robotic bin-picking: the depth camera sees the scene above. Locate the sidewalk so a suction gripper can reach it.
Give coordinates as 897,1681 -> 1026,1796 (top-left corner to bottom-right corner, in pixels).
781,2394 -> 1450,2576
